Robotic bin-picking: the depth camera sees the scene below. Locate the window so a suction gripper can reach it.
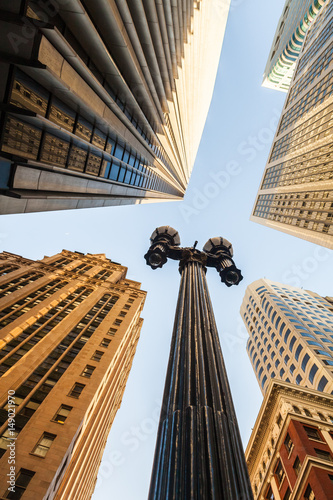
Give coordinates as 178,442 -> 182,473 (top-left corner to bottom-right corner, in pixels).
275,459 -> 285,485
32,432 -> 56,457
284,433 -> 293,454
318,375 -> 328,391
265,485 -> 274,499
81,365 -> 96,378
304,484 -> 315,500
119,311 -> 127,317
304,409 -> 312,417
100,338 -> 111,348
318,413 -> 326,422
0,429 -> 19,458
289,336 -> 296,351
309,364 -> 318,383
52,405 -> 72,424
108,328 -> 117,336
68,383 -> 85,398
4,468 -> 35,499
113,319 -> 122,326
293,456 -> 301,476
91,350 -> 104,362
293,406 -> 301,414
314,448 -> 332,461
295,344 -> 303,361
301,354 -> 310,371
304,426 -> 322,441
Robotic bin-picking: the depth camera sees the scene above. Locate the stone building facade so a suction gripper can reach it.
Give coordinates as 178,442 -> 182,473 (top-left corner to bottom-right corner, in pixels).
0,250 -> 146,499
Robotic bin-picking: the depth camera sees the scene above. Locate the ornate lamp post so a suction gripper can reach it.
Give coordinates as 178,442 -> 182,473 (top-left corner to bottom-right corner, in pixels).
144,226 -> 253,500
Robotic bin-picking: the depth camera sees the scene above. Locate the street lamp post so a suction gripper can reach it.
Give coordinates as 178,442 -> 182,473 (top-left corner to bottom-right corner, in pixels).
144,226 -> 253,500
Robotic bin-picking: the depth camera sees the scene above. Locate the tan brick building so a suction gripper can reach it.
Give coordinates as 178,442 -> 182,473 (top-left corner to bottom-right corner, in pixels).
0,250 -> 146,499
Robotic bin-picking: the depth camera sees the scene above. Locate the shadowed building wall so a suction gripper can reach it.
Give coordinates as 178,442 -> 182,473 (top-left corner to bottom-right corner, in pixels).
0,0 -> 230,213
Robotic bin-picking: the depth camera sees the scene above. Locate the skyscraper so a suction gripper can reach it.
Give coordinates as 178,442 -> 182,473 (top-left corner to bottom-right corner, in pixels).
241,280 -> 333,499
245,379 -> 333,500
0,250 -> 146,499
262,0 -> 327,92
252,0 -> 333,249
240,279 -> 333,395
0,0 -> 229,214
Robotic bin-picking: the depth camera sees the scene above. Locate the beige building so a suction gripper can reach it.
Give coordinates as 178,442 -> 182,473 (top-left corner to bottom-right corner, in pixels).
252,1 -> 333,249
240,279 -> 333,395
0,250 -> 146,499
0,0 -> 230,214
245,380 -> 333,500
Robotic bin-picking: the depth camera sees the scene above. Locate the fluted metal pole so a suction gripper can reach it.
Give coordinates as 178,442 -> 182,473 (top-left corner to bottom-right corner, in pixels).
148,260 -> 253,500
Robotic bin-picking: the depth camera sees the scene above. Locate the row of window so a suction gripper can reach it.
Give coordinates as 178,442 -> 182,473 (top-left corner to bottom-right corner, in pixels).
256,423 -> 333,498
0,279 -> 67,327
10,64 -> 173,175
0,294 -> 119,450
262,142 -> 333,190
0,287 -> 93,376
0,271 -> 43,295
2,115 -> 178,196
254,191 -> 333,235
302,0 -> 333,52
271,97 -> 333,162
287,39 -> 333,108
246,290 -> 333,392
6,68 -> 179,196
297,12 -> 333,77
51,256 -> 115,280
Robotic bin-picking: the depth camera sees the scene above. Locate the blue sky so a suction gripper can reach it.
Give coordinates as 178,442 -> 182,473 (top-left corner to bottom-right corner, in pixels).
1,1 -> 332,499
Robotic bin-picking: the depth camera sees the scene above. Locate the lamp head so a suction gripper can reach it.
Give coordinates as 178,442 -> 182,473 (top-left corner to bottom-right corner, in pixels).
203,237 -> 233,257
149,226 -> 180,246
145,226 -> 180,270
203,236 -> 242,286
220,265 -> 243,287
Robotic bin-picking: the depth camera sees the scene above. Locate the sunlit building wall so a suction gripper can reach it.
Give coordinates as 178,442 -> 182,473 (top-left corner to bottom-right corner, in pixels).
253,1 -> 333,249
0,250 -> 146,499
0,0 -> 229,214
240,279 -> 333,395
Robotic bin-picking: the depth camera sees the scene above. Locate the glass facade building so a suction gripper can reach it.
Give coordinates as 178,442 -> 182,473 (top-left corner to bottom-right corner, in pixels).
253,1 -> 333,248
240,279 -> 333,395
0,0 -> 230,213
262,0 -> 327,92
0,250 -> 146,499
